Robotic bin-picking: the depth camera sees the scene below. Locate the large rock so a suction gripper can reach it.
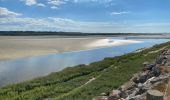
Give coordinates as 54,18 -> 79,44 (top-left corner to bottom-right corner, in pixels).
156,49 -> 170,66
121,81 -> 136,91
150,74 -> 170,84
145,64 -> 155,71
137,83 -> 143,89
147,90 -> 163,100
110,90 -> 120,97
165,61 -> 170,66
138,71 -> 150,83
151,67 -> 161,77
94,49 -> 170,100
156,56 -> 167,65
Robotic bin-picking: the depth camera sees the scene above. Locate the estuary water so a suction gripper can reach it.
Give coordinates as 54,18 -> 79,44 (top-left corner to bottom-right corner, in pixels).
0,38 -> 169,87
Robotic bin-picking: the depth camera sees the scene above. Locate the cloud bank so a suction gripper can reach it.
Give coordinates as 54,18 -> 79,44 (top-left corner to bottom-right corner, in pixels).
0,7 -> 21,18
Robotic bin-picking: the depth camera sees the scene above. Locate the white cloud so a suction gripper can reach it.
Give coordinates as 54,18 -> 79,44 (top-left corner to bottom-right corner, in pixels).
21,0 -> 46,7
20,0 -> 66,8
0,18 -> 47,25
47,0 -> 114,6
1,16 -> 170,33
23,0 -> 37,6
37,3 -> 46,7
0,7 -> 21,18
110,11 -> 129,15
20,0 -> 114,9
50,6 -> 58,9
73,0 -> 113,3
47,0 -> 66,6
0,17 -> 120,32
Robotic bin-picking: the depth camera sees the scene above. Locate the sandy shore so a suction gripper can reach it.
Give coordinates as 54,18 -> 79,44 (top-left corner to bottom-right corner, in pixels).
86,39 -> 142,48
0,36 -> 141,61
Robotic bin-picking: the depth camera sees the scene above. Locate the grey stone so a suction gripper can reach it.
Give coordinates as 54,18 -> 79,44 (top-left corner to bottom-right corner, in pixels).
151,67 -> 160,77
119,90 -> 128,98
137,83 -> 143,89
110,90 -> 121,97
156,56 -> 167,65
145,64 -> 155,71
138,75 -> 148,83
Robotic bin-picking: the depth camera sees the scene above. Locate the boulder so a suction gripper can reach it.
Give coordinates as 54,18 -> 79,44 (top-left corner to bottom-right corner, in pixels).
150,74 -> 170,84
121,81 -> 136,91
138,74 -> 148,83
145,64 -> 155,71
147,90 -> 163,100
119,90 -> 128,98
110,90 -> 121,97
151,67 -> 161,77
156,56 -> 167,65
94,49 -> 170,100
137,83 -> 143,89
136,88 -> 146,95
164,59 -> 170,66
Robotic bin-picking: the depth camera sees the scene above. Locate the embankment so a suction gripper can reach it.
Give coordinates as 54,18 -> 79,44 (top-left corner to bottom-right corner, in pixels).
0,41 -> 170,100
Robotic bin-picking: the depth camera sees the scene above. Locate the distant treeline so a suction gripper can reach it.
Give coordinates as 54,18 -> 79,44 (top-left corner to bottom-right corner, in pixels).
0,31 -> 163,36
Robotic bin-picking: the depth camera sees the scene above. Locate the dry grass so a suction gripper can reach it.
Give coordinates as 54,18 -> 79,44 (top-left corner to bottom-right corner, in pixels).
153,82 -> 170,100
153,66 -> 170,100
159,66 -> 170,73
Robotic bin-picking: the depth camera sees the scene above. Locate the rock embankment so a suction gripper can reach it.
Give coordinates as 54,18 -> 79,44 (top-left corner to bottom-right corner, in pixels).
94,49 -> 170,100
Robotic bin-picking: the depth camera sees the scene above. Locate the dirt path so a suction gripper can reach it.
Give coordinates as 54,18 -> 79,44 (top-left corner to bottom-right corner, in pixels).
144,46 -> 168,56
55,75 -> 100,99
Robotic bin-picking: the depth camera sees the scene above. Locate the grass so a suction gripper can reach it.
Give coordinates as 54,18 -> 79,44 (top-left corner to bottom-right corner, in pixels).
153,82 -> 170,100
0,42 -> 170,100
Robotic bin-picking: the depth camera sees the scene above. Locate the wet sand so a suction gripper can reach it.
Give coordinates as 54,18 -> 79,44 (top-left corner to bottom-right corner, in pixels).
0,36 -> 141,61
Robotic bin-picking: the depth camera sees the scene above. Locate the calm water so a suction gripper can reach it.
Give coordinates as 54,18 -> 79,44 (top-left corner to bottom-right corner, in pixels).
0,38 -> 169,87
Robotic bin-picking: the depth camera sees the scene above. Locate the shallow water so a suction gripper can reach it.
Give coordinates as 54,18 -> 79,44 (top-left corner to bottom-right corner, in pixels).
0,38 -> 169,87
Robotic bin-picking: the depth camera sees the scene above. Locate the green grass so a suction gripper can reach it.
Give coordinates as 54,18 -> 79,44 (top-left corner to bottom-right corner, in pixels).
0,42 -> 170,100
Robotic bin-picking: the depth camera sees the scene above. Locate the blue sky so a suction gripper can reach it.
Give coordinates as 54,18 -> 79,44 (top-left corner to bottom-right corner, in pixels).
0,0 -> 170,33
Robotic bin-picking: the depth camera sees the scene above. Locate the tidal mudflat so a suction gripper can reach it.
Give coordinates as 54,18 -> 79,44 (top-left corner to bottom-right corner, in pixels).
0,36 -> 141,61
0,36 -> 98,60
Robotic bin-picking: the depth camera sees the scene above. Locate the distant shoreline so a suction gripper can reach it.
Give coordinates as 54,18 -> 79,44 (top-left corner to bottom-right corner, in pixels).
0,31 -> 166,36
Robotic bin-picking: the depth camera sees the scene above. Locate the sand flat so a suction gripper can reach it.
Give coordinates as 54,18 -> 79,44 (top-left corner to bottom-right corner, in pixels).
86,39 -> 142,48
0,36 -> 96,60
0,36 -> 141,61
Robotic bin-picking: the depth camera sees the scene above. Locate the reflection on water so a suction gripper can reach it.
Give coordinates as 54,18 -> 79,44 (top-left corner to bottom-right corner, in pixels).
0,39 -> 169,87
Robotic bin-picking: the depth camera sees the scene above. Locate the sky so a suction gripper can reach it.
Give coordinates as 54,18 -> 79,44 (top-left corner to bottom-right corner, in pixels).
0,0 -> 170,33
